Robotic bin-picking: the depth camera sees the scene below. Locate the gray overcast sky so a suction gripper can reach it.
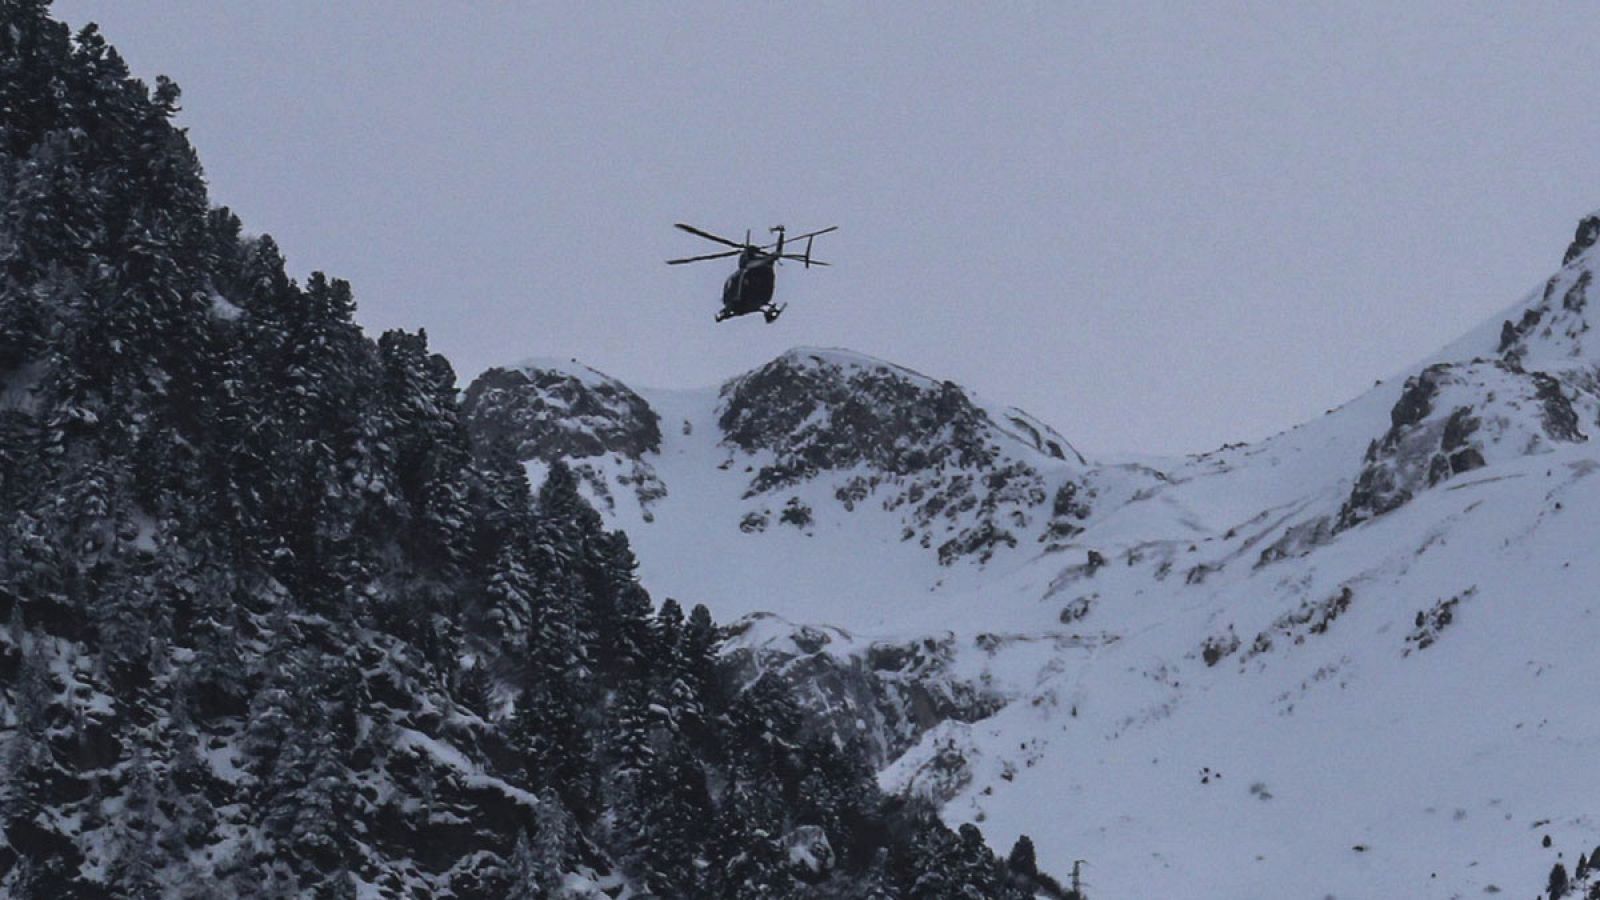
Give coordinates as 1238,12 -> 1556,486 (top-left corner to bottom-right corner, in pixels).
51,1 -> 1600,455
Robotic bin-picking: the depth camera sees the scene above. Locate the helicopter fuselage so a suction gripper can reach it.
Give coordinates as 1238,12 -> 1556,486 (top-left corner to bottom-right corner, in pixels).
719,260 -> 777,320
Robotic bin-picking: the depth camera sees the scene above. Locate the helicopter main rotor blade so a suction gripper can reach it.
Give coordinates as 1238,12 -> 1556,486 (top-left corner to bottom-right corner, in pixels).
674,223 -> 746,250
761,225 -> 838,249
779,254 -> 830,266
666,249 -> 743,265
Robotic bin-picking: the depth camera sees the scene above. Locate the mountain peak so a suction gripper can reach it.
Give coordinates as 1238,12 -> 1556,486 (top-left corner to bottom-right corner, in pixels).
461,358 -> 661,462
1562,211 -> 1600,265
1431,211 -> 1600,375
505,354 -> 625,388
768,345 -> 938,380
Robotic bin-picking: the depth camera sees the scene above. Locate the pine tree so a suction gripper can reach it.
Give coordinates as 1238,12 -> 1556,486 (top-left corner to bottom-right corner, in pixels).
160,680 -> 220,862
483,541 -> 540,656
247,269 -> 371,605
583,529 -> 655,683
535,458 -> 603,538
106,744 -> 162,899
655,596 -> 686,646
857,850 -> 899,900
185,569 -> 251,719
465,430 -> 534,571
725,671 -> 804,779
610,674 -> 656,783
531,789 -> 576,893
513,653 -> 595,821
502,830 -> 545,900
456,656 -> 497,720
254,683 -> 357,888
1007,834 -> 1037,878
711,781 -> 794,899
651,597 -> 703,736
1550,861 -> 1570,900
951,823 -> 1008,898
376,328 -> 471,571
242,615 -> 299,782
4,626 -> 54,842
635,744 -> 712,895
683,602 -> 724,719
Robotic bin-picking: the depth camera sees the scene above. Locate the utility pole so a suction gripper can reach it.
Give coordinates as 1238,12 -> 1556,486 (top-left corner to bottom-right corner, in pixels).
1071,859 -> 1088,899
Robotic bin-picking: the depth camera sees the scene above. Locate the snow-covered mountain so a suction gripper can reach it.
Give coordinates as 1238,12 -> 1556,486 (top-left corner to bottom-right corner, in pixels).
467,214 -> 1600,898
3,8 -> 1062,893
463,347 -> 1104,628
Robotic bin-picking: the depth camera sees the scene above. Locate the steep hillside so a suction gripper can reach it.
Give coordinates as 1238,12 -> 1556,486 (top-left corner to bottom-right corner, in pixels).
0,8 -> 1046,898
472,218 -> 1600,898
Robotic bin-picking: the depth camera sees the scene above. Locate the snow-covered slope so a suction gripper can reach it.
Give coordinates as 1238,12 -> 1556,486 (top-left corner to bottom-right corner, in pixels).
465,347 -> 1101,630
466,215 -> 1600,897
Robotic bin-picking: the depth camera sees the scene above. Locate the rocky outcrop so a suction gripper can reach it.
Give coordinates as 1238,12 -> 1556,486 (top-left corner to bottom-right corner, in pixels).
1563,213 -> 1600,265
1495,212 -> 1600,375
1338,361 -> 1585,529
718,350 -> 1004,487
462,361 -> 667,513
462,361 -> 660,461
717,349 -> 1086,564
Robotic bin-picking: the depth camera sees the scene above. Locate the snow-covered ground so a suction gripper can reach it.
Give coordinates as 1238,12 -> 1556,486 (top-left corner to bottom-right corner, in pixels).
483,225 -> 1600,897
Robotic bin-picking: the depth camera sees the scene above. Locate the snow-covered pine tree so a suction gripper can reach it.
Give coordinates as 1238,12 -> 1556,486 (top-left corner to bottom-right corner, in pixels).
104,743 -> 161,899
0,4 -> 1059,895
1007,833 -> 1038,877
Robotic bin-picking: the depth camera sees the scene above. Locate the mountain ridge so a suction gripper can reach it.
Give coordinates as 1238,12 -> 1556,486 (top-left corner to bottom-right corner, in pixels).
470,213 -> 1600,898
0,9 -> 1054,897
7,3 -> 1595,894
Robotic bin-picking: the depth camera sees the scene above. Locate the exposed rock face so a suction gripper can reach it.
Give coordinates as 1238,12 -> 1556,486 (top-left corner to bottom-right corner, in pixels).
782,826 -> 835,880
1338,360 -> 1586,529
1497,223 -> 1600,376
462,361 -> 667,514
716,349 -> 1086,564
461,361 -> 661,461
1340,209 -> 1600,534
1563,213 -> 1600,265
718,350 -> 1003,487
1498,270 -> 1594,367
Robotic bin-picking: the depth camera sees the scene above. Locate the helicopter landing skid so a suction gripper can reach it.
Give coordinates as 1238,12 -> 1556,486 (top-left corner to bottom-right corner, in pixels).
762,303 -> 786,324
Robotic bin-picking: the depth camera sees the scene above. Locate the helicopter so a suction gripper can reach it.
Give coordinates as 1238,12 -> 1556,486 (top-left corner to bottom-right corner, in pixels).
668,223 -> 837,323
